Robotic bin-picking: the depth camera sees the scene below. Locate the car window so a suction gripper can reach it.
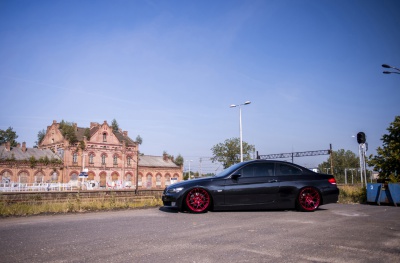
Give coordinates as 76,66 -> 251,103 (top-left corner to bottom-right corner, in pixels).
237,163 -> 275,177
278,164 -> 302,176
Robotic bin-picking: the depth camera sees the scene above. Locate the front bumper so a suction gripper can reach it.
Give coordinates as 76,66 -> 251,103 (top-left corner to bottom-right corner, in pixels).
162,193 -> 180,209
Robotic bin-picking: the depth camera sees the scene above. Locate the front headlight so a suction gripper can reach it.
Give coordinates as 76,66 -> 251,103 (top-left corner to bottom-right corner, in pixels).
168,187 -> 184,193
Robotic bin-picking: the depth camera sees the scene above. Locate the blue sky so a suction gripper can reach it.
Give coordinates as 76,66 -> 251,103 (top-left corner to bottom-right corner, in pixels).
1,0 -> 399,173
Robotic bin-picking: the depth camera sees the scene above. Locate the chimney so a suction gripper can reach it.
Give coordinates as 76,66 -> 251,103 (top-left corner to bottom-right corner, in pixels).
163,152 -> 168,161
90,122 -> 99,129
17,143 -> 21,148
73,123 -> 77,131
123,131 -> 128,136
22,142 -> 27,152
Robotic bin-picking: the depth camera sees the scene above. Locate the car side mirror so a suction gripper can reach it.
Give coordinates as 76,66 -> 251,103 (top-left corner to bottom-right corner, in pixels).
231,173 -> 241,180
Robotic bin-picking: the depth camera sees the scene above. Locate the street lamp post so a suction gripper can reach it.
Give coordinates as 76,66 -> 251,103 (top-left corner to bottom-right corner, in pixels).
230,101 -> 251,162
382,64 -> 400,75
187,160 -> 193,180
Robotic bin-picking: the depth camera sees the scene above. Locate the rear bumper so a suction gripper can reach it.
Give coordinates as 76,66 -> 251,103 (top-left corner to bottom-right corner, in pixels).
322,188 -> 340,205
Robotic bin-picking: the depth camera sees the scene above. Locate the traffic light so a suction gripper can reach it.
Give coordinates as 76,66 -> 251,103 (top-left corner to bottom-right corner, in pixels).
357,132 -> 366,144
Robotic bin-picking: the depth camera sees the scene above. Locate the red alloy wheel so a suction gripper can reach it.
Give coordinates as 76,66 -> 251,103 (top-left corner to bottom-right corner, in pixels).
297,187 -> 321,212
185,188 -> 210,213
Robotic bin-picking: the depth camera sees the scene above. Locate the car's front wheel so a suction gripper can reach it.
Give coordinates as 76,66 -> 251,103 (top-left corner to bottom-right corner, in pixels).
297,187 -> 321,212
185,188 -> 210,213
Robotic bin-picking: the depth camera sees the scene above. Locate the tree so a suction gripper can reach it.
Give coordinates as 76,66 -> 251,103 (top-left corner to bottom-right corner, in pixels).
35,129 -> 46,147
59,120 -> 78,145
368,116 -> 400,182
0,127 -> 18,147
111,118 -> 119,132
136,135 -> 143,145
211,137 -> 255,169
84,128 -> 91,140
318,149 -> 359,182
174,154 -> 184,166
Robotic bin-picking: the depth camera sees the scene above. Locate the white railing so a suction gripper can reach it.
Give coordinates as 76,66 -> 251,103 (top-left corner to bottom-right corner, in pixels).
0,181 -> 137,192
0,183 -> 74,192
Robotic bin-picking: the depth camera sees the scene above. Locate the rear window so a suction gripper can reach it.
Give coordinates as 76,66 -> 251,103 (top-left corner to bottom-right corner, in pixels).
278,163 -> 302,175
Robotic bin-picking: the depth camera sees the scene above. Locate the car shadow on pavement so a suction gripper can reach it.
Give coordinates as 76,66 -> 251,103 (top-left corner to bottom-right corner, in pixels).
159,207 -> 179,213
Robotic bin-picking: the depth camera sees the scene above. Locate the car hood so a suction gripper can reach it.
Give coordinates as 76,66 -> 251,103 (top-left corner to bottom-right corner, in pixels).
167,176 -> 213,189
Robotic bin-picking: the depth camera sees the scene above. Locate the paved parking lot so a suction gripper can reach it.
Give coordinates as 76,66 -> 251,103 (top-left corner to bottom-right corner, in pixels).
0,203 -> 399,262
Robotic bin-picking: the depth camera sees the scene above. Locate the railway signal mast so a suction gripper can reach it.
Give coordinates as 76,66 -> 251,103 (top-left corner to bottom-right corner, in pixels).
357,132 -> 368,188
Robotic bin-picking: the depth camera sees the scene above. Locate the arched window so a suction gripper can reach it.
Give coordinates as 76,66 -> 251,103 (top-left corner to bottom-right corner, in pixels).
51,172 -> 58,182
127,156 -> 132,166
89,154 -> 94,164
156,174 -> 161,188
138,176 -> 142,187
35,172 -> 44,184
19,172 -> 29,184
72,153 -> 78,163
101,154 -> 106,165
88,172 -> 95,181
103,133 -> 107,142
1,170 -> 12,184
69,172 -> 79,186
146,174 -> 152,189
165,175 -> 171,186
113,155 -> 118,165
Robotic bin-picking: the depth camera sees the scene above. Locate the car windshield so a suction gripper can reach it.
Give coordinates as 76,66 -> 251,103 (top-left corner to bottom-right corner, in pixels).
214,162 -> 244,178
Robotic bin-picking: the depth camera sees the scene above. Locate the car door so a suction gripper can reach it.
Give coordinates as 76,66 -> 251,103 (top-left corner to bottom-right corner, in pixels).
223,162 -> 279,206
274,162 -> 305,207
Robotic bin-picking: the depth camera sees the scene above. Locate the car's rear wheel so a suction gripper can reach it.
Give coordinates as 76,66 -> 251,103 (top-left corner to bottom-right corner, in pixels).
185,188 -> 210,213
297,187 -> 321,212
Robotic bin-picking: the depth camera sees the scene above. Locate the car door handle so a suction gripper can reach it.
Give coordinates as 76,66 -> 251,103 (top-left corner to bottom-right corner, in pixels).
268,179 -> 279,183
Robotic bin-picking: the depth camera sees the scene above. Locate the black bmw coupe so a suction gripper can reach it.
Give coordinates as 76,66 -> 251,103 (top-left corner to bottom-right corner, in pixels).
162,160 -> 339,213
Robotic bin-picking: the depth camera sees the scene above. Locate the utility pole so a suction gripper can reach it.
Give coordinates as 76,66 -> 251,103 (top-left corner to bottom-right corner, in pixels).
330,144 -> 334,176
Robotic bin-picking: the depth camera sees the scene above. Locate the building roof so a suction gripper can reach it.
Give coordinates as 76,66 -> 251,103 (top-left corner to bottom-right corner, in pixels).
0,145 -> 61,161
113,130 -> 136,145
139,155 -> 180,168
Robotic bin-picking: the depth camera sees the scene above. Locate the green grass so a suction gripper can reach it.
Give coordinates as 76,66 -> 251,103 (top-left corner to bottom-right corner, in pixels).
0,196 -> 163,217
338,185 -> 366,204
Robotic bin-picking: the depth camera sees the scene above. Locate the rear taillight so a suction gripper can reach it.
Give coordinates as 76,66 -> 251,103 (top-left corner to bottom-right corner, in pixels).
328,178 -> 337,185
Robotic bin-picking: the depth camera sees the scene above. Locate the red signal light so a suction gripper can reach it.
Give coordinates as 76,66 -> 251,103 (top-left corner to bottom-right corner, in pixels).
328,178 -> 337,185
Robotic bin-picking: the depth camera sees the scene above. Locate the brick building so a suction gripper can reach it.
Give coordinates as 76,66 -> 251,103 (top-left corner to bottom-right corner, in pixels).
0,120 -> 183,189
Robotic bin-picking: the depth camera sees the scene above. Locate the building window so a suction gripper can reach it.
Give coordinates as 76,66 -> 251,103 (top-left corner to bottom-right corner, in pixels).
35,173 -> 44,184
113,155 -> 118,165
103,133 -> 107,142
165,175 -> 171,186
70,173 -> 78,183
156,175 -> 161,188
89,154 -> 94,164
51,172 -> 58,182
146,174 -> 152,189
101,154 -> 106,165
72,153 -> 78,163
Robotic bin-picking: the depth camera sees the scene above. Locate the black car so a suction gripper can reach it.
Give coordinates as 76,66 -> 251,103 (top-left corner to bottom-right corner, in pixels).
162,160 -> 339,213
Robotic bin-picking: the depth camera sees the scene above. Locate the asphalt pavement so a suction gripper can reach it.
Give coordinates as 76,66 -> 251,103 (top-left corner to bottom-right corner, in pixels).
0,203 -> 399,263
